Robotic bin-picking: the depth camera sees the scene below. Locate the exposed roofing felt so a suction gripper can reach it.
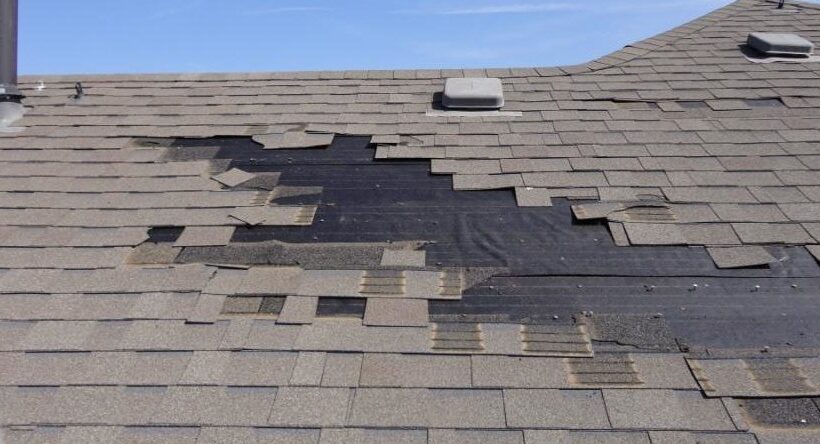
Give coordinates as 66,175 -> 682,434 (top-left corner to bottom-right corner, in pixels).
2,0 -> 820,440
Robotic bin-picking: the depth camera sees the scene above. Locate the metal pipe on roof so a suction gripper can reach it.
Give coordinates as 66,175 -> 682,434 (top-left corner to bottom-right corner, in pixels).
0,0 -> 20,101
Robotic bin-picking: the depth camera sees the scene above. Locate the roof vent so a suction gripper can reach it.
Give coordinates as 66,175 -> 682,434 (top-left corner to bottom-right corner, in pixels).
442,78 -> 504,109
747,32 -> 814,57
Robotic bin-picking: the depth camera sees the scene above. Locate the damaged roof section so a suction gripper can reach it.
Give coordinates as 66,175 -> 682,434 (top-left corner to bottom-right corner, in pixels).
2,0 -> 820,440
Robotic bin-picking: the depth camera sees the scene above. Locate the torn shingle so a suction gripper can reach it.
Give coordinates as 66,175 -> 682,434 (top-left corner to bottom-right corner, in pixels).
514,187 -> 552,207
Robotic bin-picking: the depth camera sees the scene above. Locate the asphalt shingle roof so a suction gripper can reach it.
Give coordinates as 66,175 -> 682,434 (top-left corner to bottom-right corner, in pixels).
1,0 -> 820,441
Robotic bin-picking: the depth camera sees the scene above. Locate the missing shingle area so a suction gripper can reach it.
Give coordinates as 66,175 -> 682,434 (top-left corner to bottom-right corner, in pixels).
624,98 -> 785,111
146,227 -> 185,243
745,98 -> 784,107
315,297 -> 366,319
166,135 -> 817,281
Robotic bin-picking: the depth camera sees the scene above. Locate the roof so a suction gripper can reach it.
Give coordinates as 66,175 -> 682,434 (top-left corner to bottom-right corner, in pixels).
2,0 -> 820,441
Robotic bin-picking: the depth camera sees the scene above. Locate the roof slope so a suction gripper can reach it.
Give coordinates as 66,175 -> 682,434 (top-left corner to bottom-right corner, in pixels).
2,0 -> 820,441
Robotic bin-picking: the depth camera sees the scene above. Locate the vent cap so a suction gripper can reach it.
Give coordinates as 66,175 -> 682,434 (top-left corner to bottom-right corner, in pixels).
747,32 -> 814,56
442,77 -> 504,109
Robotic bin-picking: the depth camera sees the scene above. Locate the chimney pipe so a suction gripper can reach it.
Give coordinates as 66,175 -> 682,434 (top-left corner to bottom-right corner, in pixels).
0,0 -> 21,101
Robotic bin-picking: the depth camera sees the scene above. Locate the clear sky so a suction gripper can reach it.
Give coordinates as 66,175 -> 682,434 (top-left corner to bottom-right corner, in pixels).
20,0 -> 744,74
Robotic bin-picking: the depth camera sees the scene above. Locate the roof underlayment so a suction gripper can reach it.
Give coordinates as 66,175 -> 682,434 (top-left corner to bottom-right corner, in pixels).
2,0 -> 820,441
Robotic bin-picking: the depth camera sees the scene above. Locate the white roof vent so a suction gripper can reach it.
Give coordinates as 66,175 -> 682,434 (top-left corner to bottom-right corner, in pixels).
442,78 -> 504,109
747,32 -> 814,56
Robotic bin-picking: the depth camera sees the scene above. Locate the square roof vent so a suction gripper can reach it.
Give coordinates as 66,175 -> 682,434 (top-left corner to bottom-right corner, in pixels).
442,78 -> 504,109
747,32 -> 814,56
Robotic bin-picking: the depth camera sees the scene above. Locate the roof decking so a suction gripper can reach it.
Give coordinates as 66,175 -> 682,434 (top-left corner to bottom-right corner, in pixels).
2,0 -> 820,441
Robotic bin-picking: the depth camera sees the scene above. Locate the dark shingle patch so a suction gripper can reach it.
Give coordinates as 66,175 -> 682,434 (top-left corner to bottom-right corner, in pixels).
259,296 -> 286,314
745,98 -> 784,108
739,398 -> 820,427
677,101 -> 709,109
316,297 -> 366,319
221,295 -> 283,315
588,314 -> 678,351
146,227 -> 185,243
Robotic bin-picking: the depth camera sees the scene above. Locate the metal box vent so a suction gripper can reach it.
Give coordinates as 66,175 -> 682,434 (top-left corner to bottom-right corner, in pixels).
442,77 -> 504,109
747,32 -> 814,56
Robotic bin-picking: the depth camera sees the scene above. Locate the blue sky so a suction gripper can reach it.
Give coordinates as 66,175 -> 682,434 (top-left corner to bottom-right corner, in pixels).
20,0 -> 740,74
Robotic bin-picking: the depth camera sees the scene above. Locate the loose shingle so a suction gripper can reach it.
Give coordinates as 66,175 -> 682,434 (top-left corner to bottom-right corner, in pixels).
210,168 -> 256,187
514,187 -> 552,207
173,226 -> 234,247
707,246 -> 776,268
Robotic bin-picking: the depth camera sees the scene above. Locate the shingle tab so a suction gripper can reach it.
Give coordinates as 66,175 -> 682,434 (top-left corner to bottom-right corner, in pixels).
151,386 -> 277,426
504,389 -> 610,428
267,387 -> 351,427
359,354 -> 471,388
363,299 -> 428,327
603,389 -> 735,430
348,388 -> 506,428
